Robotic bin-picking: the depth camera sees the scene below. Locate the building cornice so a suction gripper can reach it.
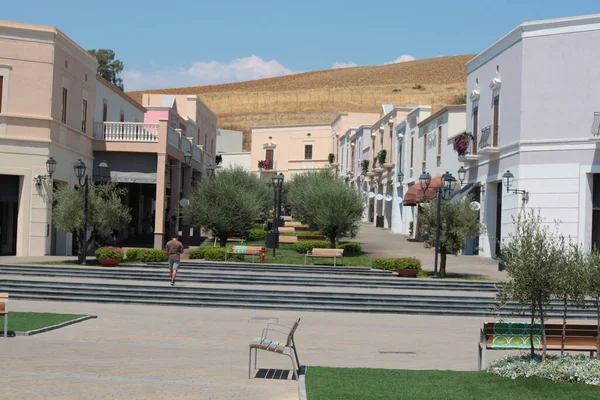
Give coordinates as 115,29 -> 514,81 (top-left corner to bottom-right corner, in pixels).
417,105 -> 466,128
97,76 -> 147,113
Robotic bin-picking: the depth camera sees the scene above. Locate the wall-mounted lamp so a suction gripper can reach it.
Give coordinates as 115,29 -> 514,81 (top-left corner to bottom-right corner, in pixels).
502,170 -> 529,202
397,170 -> 404,184
34,157 -> 57,186
457,166 -> 466,184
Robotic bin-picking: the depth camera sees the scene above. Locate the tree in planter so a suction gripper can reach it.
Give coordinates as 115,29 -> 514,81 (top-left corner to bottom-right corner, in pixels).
377,150 -> 387,166
584,250 -> 600,359
183,166 -> 270,247
53,182 -> 131,263
496,210 -> 563,357
287,170 -> 363,248
419,195 -> 483,277
555,242 -> 587,355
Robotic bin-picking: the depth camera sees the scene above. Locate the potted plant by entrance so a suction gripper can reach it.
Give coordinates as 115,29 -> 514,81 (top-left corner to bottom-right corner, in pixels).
95,246 -> 124,267
394,257 -> 421,278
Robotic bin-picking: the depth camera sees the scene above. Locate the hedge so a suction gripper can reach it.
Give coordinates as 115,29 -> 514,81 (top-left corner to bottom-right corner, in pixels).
95,247 -> 124,260
336,242 -> 362,254
248,228 -> 267,241
293,241 -> 331,253
126,248 -> 168,263
187,247 -> 244,262
372,257 -> 421,271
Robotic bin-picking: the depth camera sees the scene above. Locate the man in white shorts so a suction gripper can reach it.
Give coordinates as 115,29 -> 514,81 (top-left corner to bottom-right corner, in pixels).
165,235 -> 183,286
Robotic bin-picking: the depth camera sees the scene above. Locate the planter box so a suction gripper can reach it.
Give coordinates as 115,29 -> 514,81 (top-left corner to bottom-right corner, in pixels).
383,163 -> 394,172
396,268 -> 418,278
373,167 -> 385,174
98,258 -> 121,267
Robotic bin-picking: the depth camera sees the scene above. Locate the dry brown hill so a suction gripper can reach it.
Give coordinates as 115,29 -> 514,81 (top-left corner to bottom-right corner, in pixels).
127,55 -> 473,149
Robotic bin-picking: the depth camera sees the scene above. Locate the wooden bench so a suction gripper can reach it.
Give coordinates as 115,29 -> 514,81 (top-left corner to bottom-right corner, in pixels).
249,318 -> 301,380
1,293 -> 8,338
305,248 -> 344,266
478,321 -> 598,370
226,245 -> 263,263
212,235 -> 245,247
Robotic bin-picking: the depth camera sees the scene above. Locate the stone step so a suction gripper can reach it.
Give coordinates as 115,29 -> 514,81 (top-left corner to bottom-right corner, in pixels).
0,265 -> 498,292
0,279 -> 596,319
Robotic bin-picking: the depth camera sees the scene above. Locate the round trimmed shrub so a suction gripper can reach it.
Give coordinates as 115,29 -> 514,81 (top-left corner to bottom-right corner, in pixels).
95,247 -> 124,260
337,242 -> 362,254
293,241 -> 330,254
248,228 -> 267,241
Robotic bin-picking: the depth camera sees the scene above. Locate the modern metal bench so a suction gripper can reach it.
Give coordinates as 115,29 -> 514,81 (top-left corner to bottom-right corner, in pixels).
478,321 -> 598,370
249,318 -> 301,380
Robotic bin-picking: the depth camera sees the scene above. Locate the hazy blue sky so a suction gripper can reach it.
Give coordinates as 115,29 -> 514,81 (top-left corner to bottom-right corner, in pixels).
3,0 -> 599,90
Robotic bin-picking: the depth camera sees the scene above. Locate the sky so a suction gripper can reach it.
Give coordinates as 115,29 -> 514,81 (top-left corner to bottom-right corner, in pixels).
3,0 -> 599,91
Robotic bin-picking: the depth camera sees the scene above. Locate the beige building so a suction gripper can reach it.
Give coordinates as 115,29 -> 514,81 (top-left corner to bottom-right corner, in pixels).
250,113 -> 379,180
0,21 -> 98,256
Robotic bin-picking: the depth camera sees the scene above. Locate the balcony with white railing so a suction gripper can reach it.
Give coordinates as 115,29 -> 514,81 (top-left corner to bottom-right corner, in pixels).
478,125 -> 500,155
93,122 -> 159,142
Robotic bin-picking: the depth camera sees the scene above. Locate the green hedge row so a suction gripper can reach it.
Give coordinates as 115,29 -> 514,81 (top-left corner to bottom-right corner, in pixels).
372,257 -> 421,271
126,248 -> 168,263
292,241 -> 364,254
188,247 -> 244,262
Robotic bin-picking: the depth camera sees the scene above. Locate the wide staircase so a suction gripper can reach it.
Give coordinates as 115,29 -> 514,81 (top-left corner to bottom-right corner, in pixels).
0,262 -> 596,319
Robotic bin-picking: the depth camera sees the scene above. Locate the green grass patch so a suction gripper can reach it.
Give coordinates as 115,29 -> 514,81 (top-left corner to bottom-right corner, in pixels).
306,367 -> 600,400
6,312 -> 87,332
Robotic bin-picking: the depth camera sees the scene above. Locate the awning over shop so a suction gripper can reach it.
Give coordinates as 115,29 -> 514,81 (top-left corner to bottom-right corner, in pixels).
403,175 -> 444,206
449,183 -> 475,204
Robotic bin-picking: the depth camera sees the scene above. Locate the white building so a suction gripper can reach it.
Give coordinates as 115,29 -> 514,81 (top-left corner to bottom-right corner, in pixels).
462,14 -> 600,258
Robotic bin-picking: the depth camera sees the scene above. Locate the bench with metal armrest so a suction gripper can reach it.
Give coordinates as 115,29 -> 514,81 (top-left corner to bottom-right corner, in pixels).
305,248 -> 344,266
249,318 -> 301,380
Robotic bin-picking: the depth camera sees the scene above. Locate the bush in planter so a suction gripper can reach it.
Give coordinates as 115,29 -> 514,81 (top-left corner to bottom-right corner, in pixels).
377,149 -> 387,166
293,241 -> 330,254
337,242 -> 362,254
95,246 -> 124,261
395,257 -> 421,271
248,228 -> 267,241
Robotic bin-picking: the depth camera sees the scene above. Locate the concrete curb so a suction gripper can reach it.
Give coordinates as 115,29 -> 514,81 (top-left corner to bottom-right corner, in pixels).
17,315 -> 97,336
298,366 -> 307,400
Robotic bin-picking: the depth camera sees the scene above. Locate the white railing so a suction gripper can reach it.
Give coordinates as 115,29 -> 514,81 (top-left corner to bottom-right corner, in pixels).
93,122 -> 159,142
193,146 -> 202,163
167,127 -> 180,148
182,138 -> 192,154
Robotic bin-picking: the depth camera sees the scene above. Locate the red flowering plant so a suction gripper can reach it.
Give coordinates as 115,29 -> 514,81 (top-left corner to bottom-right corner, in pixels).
453,132 -> 471,156
258,160 -> 272,170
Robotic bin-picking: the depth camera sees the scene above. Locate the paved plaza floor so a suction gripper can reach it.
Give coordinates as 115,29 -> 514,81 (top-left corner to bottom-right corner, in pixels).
0,299 -> 573,400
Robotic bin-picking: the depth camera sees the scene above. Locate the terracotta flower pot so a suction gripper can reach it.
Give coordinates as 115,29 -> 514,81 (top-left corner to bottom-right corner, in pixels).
98,258 -> 121,267
396,268 -> 419,278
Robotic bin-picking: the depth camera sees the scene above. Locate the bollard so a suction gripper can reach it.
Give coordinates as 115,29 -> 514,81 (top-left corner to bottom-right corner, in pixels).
261,247 -> 266,263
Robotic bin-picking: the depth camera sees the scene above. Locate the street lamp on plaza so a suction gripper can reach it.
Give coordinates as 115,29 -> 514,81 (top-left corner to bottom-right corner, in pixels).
419,170 -> 458,278
73,159 -> 109,265
270,173 -> 284,258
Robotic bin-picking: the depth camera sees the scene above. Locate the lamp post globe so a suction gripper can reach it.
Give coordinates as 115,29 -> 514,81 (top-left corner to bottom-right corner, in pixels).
73,159 -> 86,183
46,157 -> 57,178
457,166 -> 466,184
441,171 -> 456,198
419,171 -> 431,193
502,170 -> 514,192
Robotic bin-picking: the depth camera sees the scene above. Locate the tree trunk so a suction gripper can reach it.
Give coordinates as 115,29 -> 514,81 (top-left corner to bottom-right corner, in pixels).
220,234 -> 228,248
439,249 -> 447,277
530,300 -> 536,356
329,235 -> 336,249
538,299 -> 547,358
561,295 -> 567,355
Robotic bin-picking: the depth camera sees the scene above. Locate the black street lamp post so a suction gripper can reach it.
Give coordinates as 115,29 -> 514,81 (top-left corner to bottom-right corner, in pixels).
73,159 -> 108,265
419,170 -> 457,278
270,173 -> 284,258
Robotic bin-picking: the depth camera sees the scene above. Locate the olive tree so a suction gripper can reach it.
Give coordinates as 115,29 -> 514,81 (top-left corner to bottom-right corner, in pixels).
419,196 -> 483,276
585,250 -> 600,359
496,210 -> 563,357
53,182 -> 131,263
183,166 -> 270,247
287,170 -> 363,248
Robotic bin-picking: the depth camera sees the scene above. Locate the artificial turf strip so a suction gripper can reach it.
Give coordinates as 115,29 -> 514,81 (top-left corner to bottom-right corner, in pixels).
6,312 -> 87,332
305,367 -> 600,400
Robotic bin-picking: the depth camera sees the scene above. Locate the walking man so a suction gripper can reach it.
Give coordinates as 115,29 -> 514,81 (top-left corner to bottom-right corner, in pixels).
165,235 -> 183,286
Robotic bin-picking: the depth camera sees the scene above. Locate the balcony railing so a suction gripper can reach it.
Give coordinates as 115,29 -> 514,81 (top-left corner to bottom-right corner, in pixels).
193,146 -> 202,163
167,127 -> 180,148
93,122 -> 159,142
182,137 -> 192,154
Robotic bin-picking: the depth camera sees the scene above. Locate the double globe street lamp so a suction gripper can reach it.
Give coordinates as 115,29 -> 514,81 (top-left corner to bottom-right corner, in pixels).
73,159 -> 109,265
419,167 -> 467,278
